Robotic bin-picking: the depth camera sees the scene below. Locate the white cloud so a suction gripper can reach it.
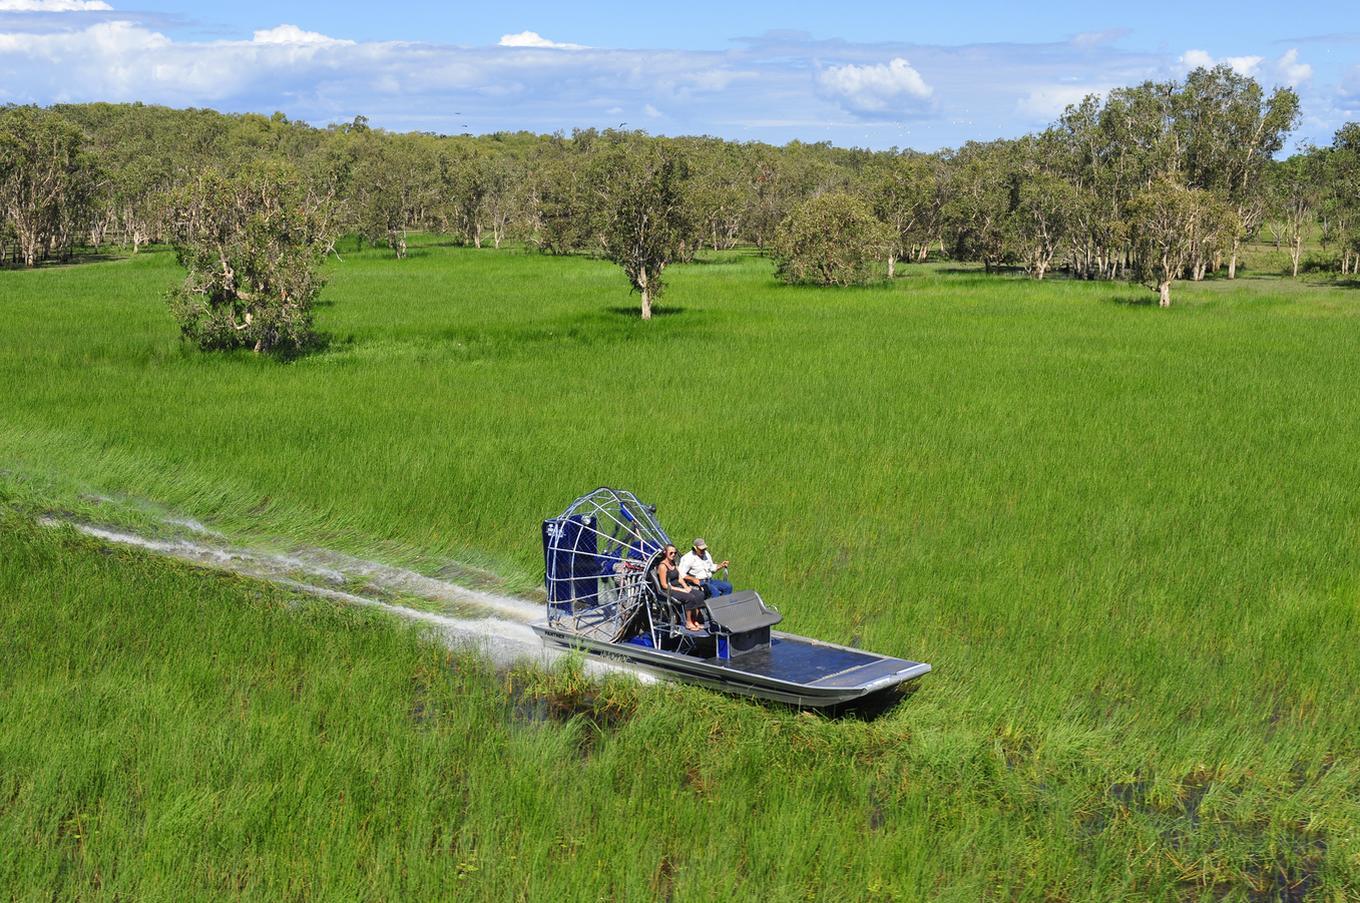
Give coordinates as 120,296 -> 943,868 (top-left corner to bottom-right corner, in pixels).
1017,84 -> 1105,119
1178,48 -> 1262,76
1274,48 -> 1312,86
1178,47 -> 1313,88
1071,28 -> 1130,49
0,19 -> 1337,151
0,19 -> 360,100
497,31 -> 585,50
1339,65 -> 1360,111
817,57 -> 932,116
675,68 -> 753,92
0,0 -> 111,9
1223,55 -> 1264,75
1179,48 -> 1214,69
252,24 -> 352,47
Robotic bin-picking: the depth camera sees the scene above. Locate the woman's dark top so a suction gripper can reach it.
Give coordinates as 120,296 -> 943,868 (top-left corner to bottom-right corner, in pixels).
660,561 -> 705,610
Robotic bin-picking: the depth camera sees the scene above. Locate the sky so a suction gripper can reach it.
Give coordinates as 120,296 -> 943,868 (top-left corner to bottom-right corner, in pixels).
1,0 -> 1357,151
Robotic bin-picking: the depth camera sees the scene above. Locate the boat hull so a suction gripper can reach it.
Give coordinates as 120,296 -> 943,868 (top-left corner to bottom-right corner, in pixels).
532,622 -> 930,708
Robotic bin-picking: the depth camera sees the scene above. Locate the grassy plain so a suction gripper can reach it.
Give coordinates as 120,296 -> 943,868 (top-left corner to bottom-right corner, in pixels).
3,239 -> 1360,899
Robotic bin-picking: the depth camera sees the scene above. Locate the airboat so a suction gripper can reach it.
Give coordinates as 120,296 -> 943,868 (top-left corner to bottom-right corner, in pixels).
532,488 -> 931,708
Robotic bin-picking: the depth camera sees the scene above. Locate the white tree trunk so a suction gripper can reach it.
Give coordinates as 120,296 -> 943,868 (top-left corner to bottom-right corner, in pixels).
887,254 -> 896,279
1227,238 -> 1240,280
1158,280 -> 1171,308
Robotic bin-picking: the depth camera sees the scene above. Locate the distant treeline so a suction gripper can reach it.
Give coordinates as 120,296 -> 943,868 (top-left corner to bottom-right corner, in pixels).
2,67 -> 1358,288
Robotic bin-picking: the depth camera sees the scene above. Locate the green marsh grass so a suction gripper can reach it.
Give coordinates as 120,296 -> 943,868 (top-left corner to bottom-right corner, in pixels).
3,238 -> 1360,897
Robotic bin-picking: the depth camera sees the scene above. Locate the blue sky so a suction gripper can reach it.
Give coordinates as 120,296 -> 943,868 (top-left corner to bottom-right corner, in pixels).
2,0 -> 1356,150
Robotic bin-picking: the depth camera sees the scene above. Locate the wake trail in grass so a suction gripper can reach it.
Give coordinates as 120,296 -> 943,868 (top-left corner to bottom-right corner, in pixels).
39,516 -> 646,680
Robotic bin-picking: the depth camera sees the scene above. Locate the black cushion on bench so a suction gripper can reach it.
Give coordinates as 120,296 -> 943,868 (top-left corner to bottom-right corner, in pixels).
705,590 -> 782,633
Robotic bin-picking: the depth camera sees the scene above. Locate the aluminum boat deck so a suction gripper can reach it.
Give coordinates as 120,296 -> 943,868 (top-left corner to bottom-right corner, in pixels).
533,623 -> 931,708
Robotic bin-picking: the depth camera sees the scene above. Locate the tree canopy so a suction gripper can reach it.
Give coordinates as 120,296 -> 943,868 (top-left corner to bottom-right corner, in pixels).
1,67 -> 1352,311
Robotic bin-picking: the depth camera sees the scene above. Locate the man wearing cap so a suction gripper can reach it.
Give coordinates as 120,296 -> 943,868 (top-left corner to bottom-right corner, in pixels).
678,538 -> 732,598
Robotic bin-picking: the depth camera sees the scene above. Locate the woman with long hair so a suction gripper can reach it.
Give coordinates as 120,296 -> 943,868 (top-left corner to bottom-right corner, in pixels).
658,543 -> 707,630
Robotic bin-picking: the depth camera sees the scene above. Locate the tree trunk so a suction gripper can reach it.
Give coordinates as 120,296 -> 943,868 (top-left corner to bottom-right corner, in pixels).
1291,238 -> 1302,278
887,254 -> 896,279
639,268 -> 653,321
1227,239 -> 1240,280
1158,280 -> 1171,308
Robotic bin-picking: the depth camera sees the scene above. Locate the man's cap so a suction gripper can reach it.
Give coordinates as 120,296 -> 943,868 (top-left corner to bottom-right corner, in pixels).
693,538 -> 707,550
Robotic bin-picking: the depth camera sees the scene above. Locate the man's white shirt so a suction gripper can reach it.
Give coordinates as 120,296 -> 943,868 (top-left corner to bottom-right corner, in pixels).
678,549 -> 717,581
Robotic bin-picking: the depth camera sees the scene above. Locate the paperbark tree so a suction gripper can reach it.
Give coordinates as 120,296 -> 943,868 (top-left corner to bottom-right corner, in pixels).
943,141 -> 1016,272
0,106 -> 98,267
438,147 -> 488,247
166,164 -> 333,355
772,192 -> 890,286
1267,152 -> 1321,277
590,139 -> 693,319
351,134 -> 436,259
1179,66 -> 1299,279
527,139 -> 592,255
480,155 -> 519,249
870,153 -> 934,277
1013,171 -> 1077,279
72,104 -> 180,252
1128,177 -> 1208,307
689,146 -> 750,252
743,147 -> 795,250
1322,125 -> 1360,275
1185,192 -> 1239,281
